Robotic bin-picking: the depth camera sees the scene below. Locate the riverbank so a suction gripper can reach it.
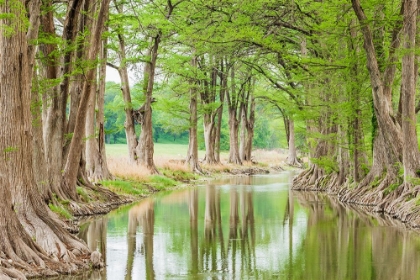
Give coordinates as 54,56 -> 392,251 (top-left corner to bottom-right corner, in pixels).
50,149 -> 289,221
292,169 -> 420,230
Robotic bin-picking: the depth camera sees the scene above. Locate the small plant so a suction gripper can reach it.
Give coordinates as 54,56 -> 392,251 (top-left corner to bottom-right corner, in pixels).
77,187 -> 90,202
49,203 -> 72,220
383,183 -> 399,196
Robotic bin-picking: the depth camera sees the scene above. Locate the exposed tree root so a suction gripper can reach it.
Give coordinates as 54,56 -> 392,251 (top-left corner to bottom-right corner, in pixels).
286,156 -> 303,168
293,165 -> 420,229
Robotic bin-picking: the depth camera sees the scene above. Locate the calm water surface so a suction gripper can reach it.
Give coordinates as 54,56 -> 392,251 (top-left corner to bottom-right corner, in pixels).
65,172 -> 420,279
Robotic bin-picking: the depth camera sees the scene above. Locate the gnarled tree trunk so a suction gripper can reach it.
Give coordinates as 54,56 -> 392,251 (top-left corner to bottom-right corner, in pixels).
0,0 -> 90,275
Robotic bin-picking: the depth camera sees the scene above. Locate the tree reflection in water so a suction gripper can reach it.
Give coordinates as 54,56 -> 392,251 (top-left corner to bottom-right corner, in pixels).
126,198 -> 155,280
69,173 -> 420,280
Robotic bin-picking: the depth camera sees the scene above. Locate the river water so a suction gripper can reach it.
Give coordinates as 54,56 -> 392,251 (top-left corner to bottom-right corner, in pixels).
64,172 -> 420,279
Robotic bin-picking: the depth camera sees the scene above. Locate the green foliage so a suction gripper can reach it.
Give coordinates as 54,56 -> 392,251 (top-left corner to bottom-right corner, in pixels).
76,187 -> 90,202
48,203 -> 72,220
311,156 -> 339,174
384,183 -> 400,196
0,0 -> 30,36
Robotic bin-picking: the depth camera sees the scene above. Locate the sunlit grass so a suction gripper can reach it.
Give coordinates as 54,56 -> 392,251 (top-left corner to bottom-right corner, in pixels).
101,180 -> 148,196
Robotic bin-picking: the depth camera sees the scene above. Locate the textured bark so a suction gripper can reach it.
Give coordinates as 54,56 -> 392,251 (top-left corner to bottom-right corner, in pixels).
245,93 -> 255,161
351,0 -> 403,182
93,38 -> 113,181
213,59 -> 225,163
0,0 -> 89,274
85,29 -> 112,182
186,57 -> 203,174
400,0 -> 420,181
226,65 -> 242,165
239,101 -> 247,162
203,120 -> 217,164
85,77 -> 97,178
136,36 -> 160,173
40,3 -> 75,200
112,3 -> 139,163
32,72 -> 51,201
286,119 -> 301,167
200,56 -> 218,165
62,0 -> 111,199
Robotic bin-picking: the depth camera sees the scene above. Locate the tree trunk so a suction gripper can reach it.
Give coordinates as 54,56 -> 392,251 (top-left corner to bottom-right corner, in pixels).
214,60 -> 225,163
227,64 -> 242,165
286,119 -> 301,167
32,70 -> 51,201
136,36 -> 160,173
239,102 -> 247,162
85,22 -> 112,182
228,108 -> 242,164
0,0 -> 89,273
85,76 -> 97,178
113,3 -> 138,163
62,0 -> 111,199
40,5 -> 70,200
400,0 -> 420,181
186,57 -> 203,173
245,93 -> 255,161
200,55 -> 219,165
93,37 -> 113,181
351,0 -> 403,183
203,119 -> 217,164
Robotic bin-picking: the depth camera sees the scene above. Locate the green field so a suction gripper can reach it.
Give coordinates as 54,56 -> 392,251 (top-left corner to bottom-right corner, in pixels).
106,143 -> 207,158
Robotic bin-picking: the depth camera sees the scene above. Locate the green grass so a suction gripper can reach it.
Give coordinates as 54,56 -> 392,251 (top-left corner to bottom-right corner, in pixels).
101,180 -> 148,196
150,175 -> 178,190
49,203 -> 73,220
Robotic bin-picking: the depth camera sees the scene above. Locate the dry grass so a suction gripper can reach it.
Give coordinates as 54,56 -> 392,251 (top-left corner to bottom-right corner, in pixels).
156,160 -> 190,173
107,157 -> 152,181
251,149 -> 288,165
106,145 -> 289,180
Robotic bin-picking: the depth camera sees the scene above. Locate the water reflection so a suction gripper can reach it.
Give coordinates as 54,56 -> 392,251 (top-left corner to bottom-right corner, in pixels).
61,173 -> 420,279
126,198 -> 155,280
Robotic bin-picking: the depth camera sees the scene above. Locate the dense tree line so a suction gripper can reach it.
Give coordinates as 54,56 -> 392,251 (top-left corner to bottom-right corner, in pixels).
1,0 -> 420,277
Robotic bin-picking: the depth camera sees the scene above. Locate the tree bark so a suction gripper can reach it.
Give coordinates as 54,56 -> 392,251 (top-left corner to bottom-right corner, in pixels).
351,0 -> 403,182
85,19 -> 113,182
227,64 -> 242,165
136,36 -> 160,173
62,0 -> 111,199
186,57 -> 203,173
245,92 -> 255,161
200,55 -> 219,165
40,3 -> 76,200
400,0 -> 420,181
0,0 -> 89,273
113,2 -> 139,163
286,119 -> 301,167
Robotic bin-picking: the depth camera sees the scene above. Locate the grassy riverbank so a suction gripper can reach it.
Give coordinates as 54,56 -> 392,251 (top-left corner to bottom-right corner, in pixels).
48,145 -> 289,220
101,144 -> 288,199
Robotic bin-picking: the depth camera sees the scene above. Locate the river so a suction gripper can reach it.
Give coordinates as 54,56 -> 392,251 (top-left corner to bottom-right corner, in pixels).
62,172 -> 420,279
